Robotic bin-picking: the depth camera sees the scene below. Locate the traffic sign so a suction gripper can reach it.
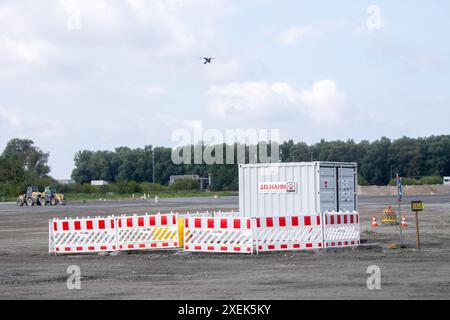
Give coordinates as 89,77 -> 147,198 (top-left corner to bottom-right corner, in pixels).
411,201 -> 424,211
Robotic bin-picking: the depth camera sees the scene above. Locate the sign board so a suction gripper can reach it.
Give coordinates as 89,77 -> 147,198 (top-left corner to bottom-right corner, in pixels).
411,201 -> 424,211
258,182 -> 297,194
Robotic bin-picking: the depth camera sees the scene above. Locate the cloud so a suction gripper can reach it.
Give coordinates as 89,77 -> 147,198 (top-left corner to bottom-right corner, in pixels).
206,80 -> 352,124
0,106 -> 64,138
0,0 -> 235,73
276,26 -> 320,45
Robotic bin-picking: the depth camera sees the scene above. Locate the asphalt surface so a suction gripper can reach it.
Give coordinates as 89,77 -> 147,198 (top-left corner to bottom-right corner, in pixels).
0,195 -> 449,300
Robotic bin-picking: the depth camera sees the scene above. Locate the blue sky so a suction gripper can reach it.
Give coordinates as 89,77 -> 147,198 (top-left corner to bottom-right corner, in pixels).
0,0 -> 449,178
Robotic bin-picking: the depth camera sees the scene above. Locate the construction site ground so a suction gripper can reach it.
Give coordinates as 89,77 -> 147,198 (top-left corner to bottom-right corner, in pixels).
0,194 -> 449,300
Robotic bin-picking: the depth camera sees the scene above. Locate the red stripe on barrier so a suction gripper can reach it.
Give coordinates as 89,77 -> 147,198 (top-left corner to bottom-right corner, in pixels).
350,215 -> 354,224
220,246 -> 228,251
337,215 -> 341,224
128,244 -> 134,249
330,215 -> 335,225
233,247 -> 241,252
161,216 -> 167,225
87,220 -> 93,230
207,246 -> 214,251
101,246 -> 107,250
185,218 -> 189,228
111,220 -> 115,228
318,243 -> 322,248
149,216 -> 156,226
293,244 -> 300,249
99,220 -> 105,229
281,244 -> 288,249
344,215 -> 348,224
207,219 -> 214,229
247,219 -> 251,229
268,245 -> 275,250
292,216 -> 299,226
233,219 -> 241,229
195,218 -> 201,228
279,217 -> 286,227
65,247 -> 71,251
316,215 -> 321,225
151,243 -> 157,248
53,222 -> 58,231
173,215 -> 176,224
306,243 -> 312,248
127,218 -> 133,228
220,219 -> 227,229
267,218 -> 273,228
356,214 -> 359,223
77,247 -> 83,251
257,218 -> 261,228
89,246 -> 95,251
74,221 -> 81,230
63,221 -> 69,231
162,243 -> 169,247
304,216 -> 311,226
118,219 -> 122,228
138,217 -> 144,227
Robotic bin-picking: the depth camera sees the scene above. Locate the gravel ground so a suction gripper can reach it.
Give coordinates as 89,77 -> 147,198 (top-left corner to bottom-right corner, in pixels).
0,195 -> 449,300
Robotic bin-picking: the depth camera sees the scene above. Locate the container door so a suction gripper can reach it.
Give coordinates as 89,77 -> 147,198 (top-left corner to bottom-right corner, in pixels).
319,167 -> 337,212
338,167 -> 356,212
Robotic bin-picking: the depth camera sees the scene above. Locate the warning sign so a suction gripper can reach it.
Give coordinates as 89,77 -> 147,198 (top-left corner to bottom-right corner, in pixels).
411,201 -> 424,211
258,182 -> 297,194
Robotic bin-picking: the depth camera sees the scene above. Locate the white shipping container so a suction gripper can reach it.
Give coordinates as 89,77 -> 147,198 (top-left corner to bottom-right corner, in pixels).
239,162 -> 358,218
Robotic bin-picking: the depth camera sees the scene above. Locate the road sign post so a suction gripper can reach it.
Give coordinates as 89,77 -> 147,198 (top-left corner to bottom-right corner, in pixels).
396,174 -> 403,240
411,201 -> 424,251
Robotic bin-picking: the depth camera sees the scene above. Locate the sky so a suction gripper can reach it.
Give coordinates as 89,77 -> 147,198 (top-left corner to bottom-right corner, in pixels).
0,0 -> 449,178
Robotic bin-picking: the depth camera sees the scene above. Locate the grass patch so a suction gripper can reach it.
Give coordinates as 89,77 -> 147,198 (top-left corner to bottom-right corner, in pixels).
63,190 -> 238,201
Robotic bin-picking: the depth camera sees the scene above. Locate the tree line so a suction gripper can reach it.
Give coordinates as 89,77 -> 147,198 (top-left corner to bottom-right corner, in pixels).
71,135 -> 450,189
1,135 -> 450,197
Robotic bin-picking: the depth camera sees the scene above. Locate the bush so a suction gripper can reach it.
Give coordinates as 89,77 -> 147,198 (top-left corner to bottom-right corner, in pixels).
388,176 -> 444,186
140,183 -> 166,192
419,176 -> 443,185
169,178 -> 200,191
388,177 -> 420,186
358,174 -> 369,186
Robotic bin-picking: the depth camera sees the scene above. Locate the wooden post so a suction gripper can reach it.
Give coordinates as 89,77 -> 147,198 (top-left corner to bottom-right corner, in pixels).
414,210 -> 421,251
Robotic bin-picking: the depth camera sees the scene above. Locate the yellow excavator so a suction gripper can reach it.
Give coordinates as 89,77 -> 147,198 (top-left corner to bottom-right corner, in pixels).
17,186 -> 65,206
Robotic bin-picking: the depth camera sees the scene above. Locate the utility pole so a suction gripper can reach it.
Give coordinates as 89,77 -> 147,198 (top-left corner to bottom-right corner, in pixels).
152,151 -> 155,184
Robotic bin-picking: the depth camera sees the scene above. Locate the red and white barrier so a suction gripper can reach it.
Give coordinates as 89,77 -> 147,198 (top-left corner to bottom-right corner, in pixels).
255,215 -> 323,252
49,216 -> 118,255
184,217 -> 253,253
323,211 -> 360,248
117,213 -> 179,251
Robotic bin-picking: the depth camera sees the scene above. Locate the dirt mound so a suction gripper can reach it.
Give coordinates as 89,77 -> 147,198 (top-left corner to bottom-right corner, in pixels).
358,185 -> 450,196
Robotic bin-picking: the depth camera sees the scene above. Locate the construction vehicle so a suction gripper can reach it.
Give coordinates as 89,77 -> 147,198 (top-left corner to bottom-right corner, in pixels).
41,186 -> 65,206
17,186 -> 41,206
17,186 -> 65,206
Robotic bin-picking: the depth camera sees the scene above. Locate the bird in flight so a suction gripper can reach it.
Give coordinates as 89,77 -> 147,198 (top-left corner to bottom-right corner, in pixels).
201,57 -> 215,64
